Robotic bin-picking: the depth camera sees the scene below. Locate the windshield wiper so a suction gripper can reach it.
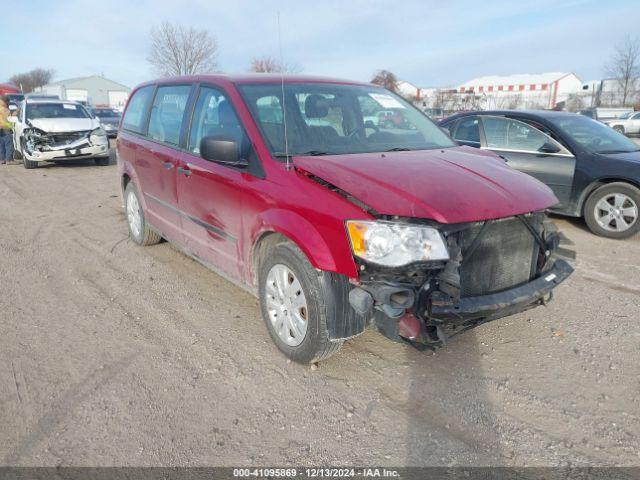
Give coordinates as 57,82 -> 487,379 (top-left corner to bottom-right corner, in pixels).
596,149 -> 640,154
385,147 -> 412,152
300,150 -> 335,156
273,150 -> 335,158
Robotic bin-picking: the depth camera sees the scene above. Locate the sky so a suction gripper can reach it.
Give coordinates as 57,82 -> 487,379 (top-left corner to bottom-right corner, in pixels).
2,0 -> 639,89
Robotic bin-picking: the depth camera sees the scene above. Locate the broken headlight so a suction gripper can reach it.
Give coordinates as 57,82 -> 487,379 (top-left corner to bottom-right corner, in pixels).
346,220 -> 450,267
89,127 -> 108,145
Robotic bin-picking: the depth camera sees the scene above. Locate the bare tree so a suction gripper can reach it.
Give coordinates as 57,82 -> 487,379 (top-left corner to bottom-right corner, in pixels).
9,68 -> 55,93
371,70 -> 399,93
249,55 -> 301,74
147,21 -> 218,76
605,35 -> 640,106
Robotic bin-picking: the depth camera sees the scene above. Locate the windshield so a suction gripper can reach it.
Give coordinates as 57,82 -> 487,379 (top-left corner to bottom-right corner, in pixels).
26,103 -> 90,120
94,108 -> 120,118
238,83 -> 455,157
548,115 -> 639,154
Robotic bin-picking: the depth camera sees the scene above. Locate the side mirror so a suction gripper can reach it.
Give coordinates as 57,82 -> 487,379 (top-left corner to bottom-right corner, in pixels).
8,104 -> 17,112
538,141 -> 560,154
200,136 -> 248,167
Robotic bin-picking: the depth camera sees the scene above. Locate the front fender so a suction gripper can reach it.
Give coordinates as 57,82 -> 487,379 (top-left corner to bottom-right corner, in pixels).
248,208 -> 359,281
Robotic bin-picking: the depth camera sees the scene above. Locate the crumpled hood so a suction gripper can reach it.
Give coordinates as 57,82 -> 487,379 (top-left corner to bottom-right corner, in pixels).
29,117 -> 100,133
294,146 -> 558,224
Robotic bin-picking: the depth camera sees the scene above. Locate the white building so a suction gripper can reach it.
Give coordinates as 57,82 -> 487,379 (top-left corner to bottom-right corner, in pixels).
35,75 -> 130,109
581,78 -> 640,107
457,72 -> 583,109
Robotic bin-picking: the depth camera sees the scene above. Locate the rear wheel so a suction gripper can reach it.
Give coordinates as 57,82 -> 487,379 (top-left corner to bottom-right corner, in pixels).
94,157 -> 110,166
584,183 -> 640,239
258,241 -> 343,363
124,182 -> 162,246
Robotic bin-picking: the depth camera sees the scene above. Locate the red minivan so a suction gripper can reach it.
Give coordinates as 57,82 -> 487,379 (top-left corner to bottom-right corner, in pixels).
117,74 -> 573,363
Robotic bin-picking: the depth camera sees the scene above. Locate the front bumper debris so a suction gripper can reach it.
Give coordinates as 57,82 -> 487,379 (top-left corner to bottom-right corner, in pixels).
429,259 -> 573,322
22,128 -> 108,162
348,213 -> 575,349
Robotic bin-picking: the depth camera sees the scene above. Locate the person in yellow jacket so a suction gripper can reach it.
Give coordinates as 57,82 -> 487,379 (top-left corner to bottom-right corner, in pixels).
0,96 -> 15,164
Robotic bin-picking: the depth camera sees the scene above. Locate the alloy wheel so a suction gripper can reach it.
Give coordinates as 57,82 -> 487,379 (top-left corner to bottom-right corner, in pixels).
594,193 -> 638,233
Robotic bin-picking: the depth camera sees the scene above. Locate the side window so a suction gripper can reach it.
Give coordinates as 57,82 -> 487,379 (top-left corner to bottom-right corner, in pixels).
453,117 -> 481,144
188,86 -> 244,157
633,113 -> 640,120
483,116 -> 551,152
121,86 -> 154,133
440,121 -> 455,135
255,95 -> 285,153
147,85 -> 191,146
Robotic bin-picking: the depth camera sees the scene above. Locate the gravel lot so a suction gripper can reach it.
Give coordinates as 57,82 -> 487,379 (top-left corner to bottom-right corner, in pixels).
0,150 -> 639,467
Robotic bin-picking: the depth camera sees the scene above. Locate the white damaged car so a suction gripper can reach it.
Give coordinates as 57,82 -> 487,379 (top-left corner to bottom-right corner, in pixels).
10,99 -> 110,169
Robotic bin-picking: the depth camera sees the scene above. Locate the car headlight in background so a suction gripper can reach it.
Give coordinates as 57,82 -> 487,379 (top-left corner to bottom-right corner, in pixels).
346,220 -> 450,267
89,127 -> 108,145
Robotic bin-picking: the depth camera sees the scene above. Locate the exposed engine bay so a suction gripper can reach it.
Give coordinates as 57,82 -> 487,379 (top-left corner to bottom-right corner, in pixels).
22,125 -> 93,155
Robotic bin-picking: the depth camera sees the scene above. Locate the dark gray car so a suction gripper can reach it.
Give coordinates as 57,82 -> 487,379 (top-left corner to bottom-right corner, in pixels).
440,110 -> 640,239
92,107 -> 121,138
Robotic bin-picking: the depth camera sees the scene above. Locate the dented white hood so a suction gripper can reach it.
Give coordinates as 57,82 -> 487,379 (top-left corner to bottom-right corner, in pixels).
29,117 -> 101,133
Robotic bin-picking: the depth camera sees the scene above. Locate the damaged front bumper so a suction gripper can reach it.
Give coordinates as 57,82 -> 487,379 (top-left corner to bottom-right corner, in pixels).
429,259 -> 573,323
22,128 -> 109,162
347,213 -> 575,349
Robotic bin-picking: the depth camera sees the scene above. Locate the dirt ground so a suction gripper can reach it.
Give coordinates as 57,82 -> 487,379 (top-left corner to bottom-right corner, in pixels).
0,151 -> 639,467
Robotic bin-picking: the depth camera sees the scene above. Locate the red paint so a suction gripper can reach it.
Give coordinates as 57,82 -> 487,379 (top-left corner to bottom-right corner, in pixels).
118,75 -> 559,286
398,313 -> 421,340
0,84 -> 19,95
294,147 -> 557,224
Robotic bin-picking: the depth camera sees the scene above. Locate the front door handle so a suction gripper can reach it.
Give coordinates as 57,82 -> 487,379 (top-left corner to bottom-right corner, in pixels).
177,166 -> 192,177
162,161 -> 174,170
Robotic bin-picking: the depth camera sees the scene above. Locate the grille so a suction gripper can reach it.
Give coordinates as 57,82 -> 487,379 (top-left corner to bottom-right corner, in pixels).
459,216 -> 540,297
50,131 -> 90,145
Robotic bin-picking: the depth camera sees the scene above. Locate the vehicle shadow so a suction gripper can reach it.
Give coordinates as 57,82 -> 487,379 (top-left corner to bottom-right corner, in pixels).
547,212 -> 590,235
404,329 -> 504,466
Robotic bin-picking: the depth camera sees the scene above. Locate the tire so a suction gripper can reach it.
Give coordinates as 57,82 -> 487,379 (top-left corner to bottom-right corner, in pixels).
584,182 -> 640,239
13,147 -> 22,160
613,125 -> 625,134
258,241 -> 344,363
94,157 -> 110,166
123,182 -> 162,246
23,156 -> 38,169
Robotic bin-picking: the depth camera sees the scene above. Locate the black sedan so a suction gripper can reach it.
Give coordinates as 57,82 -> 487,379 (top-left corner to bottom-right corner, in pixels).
439,110 -> 640,239
92,107 -> 121,138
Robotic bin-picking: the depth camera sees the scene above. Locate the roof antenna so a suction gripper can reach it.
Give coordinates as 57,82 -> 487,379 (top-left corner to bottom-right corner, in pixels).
277,11 -> 291,170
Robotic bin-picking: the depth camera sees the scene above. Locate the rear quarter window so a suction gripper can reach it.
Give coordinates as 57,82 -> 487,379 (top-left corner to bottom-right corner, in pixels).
122,86 -> 154,134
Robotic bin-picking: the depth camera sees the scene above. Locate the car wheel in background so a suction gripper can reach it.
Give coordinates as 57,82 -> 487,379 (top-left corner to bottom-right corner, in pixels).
124,182 -> 162,246
258,241 -> 344,363
613,125 -> 625,134
584,182 -> 640,239
22,156 -> 38,169
94,157 -> 110,166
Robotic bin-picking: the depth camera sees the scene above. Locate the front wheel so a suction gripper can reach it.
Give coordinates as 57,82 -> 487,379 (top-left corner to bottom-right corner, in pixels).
584,183 -> 640,239
258,241 -> 343,363
613,125 -> 625,134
